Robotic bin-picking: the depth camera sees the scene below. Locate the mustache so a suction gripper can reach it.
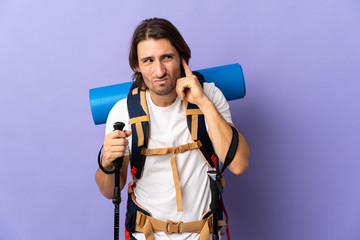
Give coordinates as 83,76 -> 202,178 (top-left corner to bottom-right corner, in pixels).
155,73 -> 167,80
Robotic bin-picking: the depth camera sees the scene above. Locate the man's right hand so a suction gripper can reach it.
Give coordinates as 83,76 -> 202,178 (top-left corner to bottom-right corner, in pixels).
101,130 -> 132,171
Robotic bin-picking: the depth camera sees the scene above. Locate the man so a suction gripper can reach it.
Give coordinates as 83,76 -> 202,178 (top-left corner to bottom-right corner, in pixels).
95,18 -> 249,240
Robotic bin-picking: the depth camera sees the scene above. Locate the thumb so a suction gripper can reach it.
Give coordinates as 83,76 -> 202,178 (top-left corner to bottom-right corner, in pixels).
125,130 -> 132,137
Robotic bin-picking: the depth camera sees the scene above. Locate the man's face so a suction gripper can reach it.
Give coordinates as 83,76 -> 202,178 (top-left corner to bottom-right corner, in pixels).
136,38 -> 181,98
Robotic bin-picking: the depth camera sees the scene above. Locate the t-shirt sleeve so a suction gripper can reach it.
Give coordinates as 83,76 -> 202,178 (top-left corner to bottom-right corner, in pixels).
105,98 -> 132,155
203,82 -> 233,124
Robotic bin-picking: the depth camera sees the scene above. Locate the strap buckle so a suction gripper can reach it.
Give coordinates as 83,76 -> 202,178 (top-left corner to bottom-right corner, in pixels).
178,144 -> 189,153
165,220 -> 183,234
136,211 -> 147,228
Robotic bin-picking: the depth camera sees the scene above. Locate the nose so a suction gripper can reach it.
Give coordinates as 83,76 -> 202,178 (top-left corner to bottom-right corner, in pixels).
154,60 -> 166,78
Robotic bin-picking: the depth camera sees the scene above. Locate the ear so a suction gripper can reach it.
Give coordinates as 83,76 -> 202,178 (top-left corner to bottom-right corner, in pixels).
135,63 -> 140,73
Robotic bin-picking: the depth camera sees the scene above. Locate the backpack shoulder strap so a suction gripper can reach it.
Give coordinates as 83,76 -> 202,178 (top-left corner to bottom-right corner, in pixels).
185,71 -> 216,168
127,83 -> 149,180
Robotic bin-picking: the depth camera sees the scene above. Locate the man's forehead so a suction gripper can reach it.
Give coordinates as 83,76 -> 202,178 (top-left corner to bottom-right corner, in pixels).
137,38 -> 178,56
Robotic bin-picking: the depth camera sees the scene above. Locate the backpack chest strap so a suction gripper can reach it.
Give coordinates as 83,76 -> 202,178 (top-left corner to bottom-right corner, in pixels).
141,141 -> 202,212
141,141 -> 202,156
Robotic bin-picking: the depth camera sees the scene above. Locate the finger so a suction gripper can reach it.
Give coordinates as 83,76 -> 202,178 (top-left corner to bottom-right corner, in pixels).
176,78 -> 188,100
110,138 -> 129,147
182,58 -> 193,77
109,145 -> 128,153
102,146 -> 127,162
104,150 -> 126,163
111,130 -> 129,139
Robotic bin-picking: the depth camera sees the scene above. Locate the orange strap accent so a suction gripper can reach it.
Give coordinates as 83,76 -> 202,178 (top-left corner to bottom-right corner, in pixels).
141,141 -> 201,212
184,101 -> 203,141
129,90 -> 149,147
135,210 -> 226,239
170,153 -> 183,211
132,87 -> 139,95
191,114 -> 198,140
141,142 -> 201,156
185,109 -> 203,115
129,115 -> 149,125
140,90 -> 148,115
135,122 -> 144,147
129,115 -> 148,147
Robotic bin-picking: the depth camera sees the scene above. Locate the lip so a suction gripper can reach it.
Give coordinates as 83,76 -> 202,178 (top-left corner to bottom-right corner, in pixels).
154,77 -> 168,83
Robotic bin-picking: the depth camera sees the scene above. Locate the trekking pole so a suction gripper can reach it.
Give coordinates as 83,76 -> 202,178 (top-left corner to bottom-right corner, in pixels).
113,122 -> 125,240
207,170 -> 221,240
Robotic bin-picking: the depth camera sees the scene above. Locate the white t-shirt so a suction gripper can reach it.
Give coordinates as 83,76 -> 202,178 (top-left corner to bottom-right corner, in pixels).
105,82 -> 232,240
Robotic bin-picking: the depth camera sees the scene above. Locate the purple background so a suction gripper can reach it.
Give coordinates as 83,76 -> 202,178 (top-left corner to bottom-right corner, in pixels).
1,0 -> 359,239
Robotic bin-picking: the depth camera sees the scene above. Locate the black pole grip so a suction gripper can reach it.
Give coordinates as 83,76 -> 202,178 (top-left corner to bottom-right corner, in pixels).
113,122 -> 125,240
113,122 -> 125,192
113,121 -> 125,131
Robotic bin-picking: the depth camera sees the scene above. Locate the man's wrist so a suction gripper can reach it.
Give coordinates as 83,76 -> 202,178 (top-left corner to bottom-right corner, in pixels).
101,158 -> 115,172
98,145 -> 115,174
198,96 -> 214,113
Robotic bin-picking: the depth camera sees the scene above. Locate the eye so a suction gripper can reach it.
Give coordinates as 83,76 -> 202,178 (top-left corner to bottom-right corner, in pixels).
163,55 -> 173,61
143,58 -> 153,63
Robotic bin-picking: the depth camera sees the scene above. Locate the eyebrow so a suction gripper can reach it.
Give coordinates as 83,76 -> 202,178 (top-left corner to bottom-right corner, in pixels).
162,53 -> 176,58
139,53 -> 176,62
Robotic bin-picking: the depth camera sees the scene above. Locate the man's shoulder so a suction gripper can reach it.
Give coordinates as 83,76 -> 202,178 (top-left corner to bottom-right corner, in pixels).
105,98 -> 130,135
111,97 -> 128,110
107,98 -> 129,120
203,82 -> 225,100
203,81 -> 214,88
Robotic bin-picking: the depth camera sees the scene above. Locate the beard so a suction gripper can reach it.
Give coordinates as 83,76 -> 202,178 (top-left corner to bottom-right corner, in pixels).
150,82 -> 175,96
144,73 -> 177,96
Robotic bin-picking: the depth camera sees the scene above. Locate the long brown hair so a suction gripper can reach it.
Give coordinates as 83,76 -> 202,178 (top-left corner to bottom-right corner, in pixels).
129,18 -> 191,88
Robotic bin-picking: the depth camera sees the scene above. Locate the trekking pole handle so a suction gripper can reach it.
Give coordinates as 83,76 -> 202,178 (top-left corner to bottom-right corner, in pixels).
113,121 -> 125,172
112,122 -> 125,205
113,122 -> 125,240
113,121 -> 125,133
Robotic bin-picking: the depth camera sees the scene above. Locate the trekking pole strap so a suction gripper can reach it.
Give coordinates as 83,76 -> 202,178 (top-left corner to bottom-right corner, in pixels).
221,125 -> 239,173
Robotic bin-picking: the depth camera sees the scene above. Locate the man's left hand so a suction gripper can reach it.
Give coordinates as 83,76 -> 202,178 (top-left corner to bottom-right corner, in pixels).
176,59 -> 209,107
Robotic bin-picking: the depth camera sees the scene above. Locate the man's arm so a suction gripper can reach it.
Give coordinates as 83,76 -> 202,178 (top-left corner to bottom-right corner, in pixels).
176,59 -> 249,175
198,101 -> 249,175
95,130 -> 132,199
